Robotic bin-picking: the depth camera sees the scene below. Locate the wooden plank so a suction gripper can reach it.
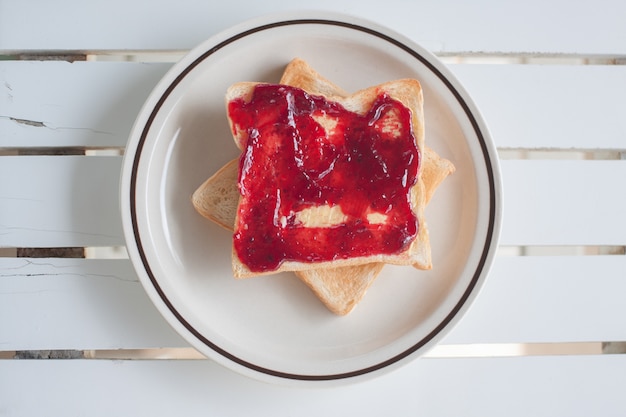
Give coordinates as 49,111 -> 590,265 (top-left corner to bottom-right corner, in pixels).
1,1 -> 625,54
0,61 -> 171,148
0,156 -> 123,248
500,160 -> 626,246
0,258 -> 186,351
2,256 -> 625,350
1,156 -> 624,247
443,255 -> 626,344
1,355 -> 625,416
449,64 -> 626,150
2,62 -> 625,150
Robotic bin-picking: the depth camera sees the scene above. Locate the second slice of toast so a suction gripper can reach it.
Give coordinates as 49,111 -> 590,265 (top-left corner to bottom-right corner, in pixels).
192,58 -> 455,314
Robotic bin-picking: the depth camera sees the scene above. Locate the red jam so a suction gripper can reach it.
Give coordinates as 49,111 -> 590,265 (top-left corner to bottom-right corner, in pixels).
228,84 -> 420,273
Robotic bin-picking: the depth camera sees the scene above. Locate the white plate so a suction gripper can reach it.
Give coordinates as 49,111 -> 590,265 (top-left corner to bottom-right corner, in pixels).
121,12 -> 502,386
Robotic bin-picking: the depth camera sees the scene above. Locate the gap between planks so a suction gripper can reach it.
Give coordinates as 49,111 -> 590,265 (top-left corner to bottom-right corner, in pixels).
497,149 -> 626,160
0,148 -> 125,156
2,342 -> 626,360
2,51 -> 626,65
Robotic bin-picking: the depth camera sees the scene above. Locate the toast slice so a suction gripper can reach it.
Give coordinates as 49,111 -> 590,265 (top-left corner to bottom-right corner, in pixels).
227,78 -> 426,278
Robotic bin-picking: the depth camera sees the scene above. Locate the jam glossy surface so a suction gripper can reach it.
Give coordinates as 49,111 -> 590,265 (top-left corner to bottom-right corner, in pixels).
229,84 -> 420,273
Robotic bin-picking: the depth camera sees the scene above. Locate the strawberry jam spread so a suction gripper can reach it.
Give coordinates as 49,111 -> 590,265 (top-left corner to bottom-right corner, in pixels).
228,84 -> 420,273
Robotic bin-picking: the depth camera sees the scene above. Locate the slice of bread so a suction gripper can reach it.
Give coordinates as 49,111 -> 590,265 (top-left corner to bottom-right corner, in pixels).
227,78 -> 427,278
193,58 -> 455,314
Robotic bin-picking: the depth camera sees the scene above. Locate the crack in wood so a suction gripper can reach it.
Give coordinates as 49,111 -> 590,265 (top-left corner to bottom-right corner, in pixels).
9,117 -> 46,128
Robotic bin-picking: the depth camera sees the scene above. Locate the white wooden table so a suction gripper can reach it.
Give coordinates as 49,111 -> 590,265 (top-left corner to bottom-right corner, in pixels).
1,1 -> 626,415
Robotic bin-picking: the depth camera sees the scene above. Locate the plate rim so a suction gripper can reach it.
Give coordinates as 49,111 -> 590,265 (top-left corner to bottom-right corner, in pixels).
121,11 -> 502,384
